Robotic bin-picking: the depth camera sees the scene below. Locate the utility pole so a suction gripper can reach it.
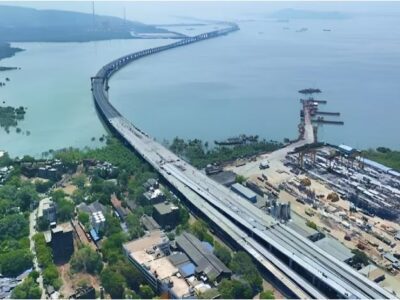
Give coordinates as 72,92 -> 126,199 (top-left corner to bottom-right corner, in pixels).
92,1 -> 95,31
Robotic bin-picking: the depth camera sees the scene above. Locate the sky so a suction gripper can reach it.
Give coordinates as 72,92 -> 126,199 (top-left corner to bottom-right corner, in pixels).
2,1 -> 400,24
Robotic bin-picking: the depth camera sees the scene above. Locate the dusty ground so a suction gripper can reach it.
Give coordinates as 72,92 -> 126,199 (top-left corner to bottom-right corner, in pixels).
227,156 -> 400,295
58,263 -> 101,298
62,184 -> 77,195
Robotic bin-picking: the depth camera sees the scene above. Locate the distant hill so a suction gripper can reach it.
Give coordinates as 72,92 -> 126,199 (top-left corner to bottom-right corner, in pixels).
0,5 -> 173,42
269,8 -> 349,20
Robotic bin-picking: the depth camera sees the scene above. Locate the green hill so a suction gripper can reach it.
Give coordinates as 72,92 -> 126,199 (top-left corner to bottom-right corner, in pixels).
0,5 -> 172,42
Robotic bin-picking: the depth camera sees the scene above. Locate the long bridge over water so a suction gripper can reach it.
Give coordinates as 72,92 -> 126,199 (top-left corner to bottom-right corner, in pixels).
91,23 -> 393,299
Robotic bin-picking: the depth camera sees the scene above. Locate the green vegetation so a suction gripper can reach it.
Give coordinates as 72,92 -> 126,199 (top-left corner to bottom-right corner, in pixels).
34,179 -> 54,193
351,249 -> 369,267
218,279 -> 253,299
11,276 -> 41,299
213,241 -> 232,266
0,5 -> 173,43
0,249 -> 33,277
100,267 -> 126,298
230,251 -> 263,294
100,262 -> 145,299
363,148 -> 400,171
33,233 -> 61,289
70,246 -> 103,274
0,105 -> 26,133
139,285 -> 154,299
235,175 -> 247,184
169,137 -> 282,168
306,220 -> 318,230
260,290 -> 275,299
78,211 -> 90,229
126,212 -> 144,240
190,220 -> 214,244
0,176 -> 37,278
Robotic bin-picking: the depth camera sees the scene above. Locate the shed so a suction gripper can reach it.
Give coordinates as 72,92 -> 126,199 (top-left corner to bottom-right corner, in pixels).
209,171 -> 237,187
361,158 -> 392,173
358,264 -> 385,283
338,144 -> 357,156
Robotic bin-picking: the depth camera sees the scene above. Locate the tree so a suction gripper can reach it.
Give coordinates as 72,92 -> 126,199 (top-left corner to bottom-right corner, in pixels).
126,213 -> 144,239
101,232 -> 127,263
235,175 -> 247,184
78,211 -> 90,229
0,249 -> 33,277
104,213 -> 123,236
16,184 -> 39,211
50,189 -> 66,203
139,285 -> 154,299
35,180 -> 53,193
230,252 -> 263,294
72,174 -> 86,189
213,241 -> 231,266
56,199 -> 74,222
351,249 -> 369,266
115,260 -> 144,291
178,206 -> 190,226
0,213 -> 29,240
260,290 -> 275,299
218,279 -> 252,299
33,233 -> 53,268
42,264 -> 59,286
190,220 -> 214,244
101,267 -> 126,298
70,246 -> 103,274
11,277 -> 41,299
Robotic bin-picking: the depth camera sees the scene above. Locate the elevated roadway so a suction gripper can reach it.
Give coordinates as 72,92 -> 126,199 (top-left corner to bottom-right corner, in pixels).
91,24 -> 394,299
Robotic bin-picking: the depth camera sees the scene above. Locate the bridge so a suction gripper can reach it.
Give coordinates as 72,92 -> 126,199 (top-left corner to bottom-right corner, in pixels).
91,23 -> 394,299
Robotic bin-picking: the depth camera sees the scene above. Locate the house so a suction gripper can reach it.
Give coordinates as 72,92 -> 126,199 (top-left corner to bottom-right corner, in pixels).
37,198 -> 57,223
110,194 -> 129,220
123,230 -> 195,299
141,214 -> 161,231
153,202 -> 180,229
76,201 -> 106,235
143,178 -> 159,191
46,222 -> 74,264
143,188 -> 166,205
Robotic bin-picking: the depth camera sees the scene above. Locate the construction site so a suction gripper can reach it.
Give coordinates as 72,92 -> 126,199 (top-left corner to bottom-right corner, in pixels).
221,90 -> 400,295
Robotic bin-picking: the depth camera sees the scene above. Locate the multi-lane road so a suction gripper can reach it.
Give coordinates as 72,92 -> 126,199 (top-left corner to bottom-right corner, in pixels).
91,24 -> 395,299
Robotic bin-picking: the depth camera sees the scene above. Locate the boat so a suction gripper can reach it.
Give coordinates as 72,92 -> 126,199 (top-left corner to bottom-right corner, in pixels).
214,134 -> 259,146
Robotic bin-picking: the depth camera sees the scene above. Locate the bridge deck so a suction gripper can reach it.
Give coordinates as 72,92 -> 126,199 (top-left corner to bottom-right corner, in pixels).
91,24 -> 394,300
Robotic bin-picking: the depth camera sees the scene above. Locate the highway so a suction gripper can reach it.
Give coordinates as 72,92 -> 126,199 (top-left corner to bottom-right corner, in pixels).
91,23 -> 395,299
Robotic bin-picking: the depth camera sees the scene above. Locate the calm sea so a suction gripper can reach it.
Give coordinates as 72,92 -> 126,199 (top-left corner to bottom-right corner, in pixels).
1,15 -> 399,157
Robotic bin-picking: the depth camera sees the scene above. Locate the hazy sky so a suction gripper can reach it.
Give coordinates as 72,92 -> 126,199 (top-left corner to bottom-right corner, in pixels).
3,1 -> 400,23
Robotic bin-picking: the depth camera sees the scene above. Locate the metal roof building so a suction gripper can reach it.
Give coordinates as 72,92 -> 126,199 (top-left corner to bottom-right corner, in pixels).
338,144 -> 357,155
361,158 -> 392,173
231,183 -> 257,203
175,232 -> 231,281
314,237 -> 354,262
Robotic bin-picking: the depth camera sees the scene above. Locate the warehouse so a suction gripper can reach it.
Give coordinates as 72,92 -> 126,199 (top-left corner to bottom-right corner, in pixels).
231,183 -> 257,203
175,232 -> 231,281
